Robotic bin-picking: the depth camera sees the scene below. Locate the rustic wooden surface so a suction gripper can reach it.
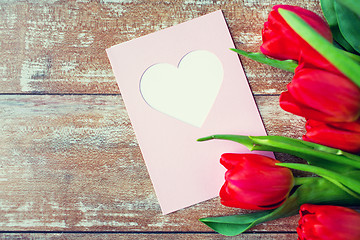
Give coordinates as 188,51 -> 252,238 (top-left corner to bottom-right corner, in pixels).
0,0 -> 323,239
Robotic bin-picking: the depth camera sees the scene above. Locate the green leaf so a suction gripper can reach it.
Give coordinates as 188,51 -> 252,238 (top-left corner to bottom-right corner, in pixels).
197,135 -> 254,150
321,0 -> 338,25
334,0 -> 360,53
277,163 -> 360,198
199,177 -> 360,236
200,185 -> 303,236
320,0 -> 357,52
230,48 -> 298,72
332,27 -> 358,53
199,211 -> 272,236
251,136 -> 360,171
336,0 -> 360,16
278,8 -> 360,88
197,135 -> 360,171
343,50 -> 360,62
251,136 -> 360,161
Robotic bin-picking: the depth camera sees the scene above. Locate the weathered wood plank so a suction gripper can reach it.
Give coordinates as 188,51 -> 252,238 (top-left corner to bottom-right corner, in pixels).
0,0 -> 322,94
0,95 -> 304,231
2,233 -> 299,240
0,233 -> 298,240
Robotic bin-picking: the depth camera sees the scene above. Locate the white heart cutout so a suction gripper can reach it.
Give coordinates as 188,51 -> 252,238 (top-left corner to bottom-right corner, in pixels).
140,50 -> 224,127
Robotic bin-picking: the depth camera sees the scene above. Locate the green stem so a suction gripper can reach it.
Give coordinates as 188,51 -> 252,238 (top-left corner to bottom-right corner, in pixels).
199,177 -> 360,236
344,50 -> 360,62
251,137 -> 360,169
198,135 -> 360,170
294,177 -> 316,185
277,163 -> 360,198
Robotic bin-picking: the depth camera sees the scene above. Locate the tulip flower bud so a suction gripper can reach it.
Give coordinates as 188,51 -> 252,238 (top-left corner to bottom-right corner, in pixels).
303,119 -> 360,153
261,5 -> 332,61
297,204 -> 360,240
280,67 -> 360,122
219,153 -> 294,210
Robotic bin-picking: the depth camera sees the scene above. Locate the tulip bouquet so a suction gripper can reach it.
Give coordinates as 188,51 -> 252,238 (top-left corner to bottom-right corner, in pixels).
198,1 -> 360,238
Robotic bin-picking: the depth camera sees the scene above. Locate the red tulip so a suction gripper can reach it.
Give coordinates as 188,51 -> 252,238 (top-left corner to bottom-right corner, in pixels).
260,5 -> 332,61
297,204 -> 360,240
303,119 -> 360,153
219,153 -> 294,210
280,67 -> 360,122
297,48 -> 339,74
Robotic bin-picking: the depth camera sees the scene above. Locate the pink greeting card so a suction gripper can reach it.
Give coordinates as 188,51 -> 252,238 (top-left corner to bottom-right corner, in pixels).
106,10 -> 272,214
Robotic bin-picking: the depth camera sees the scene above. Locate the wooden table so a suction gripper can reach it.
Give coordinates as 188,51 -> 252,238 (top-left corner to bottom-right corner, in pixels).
0,0 -> 322,239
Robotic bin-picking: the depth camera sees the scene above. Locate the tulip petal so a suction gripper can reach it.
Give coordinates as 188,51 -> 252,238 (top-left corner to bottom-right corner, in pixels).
278,8 -> 360,88
279,91 -> 310,118
219,154 -> 294,210
298,204 -> 360,240
279,87 -> 358,122
261,5 -> 332,61
286,68 -> 360,122
200,177 -> 360,236
303,120 -> 360,153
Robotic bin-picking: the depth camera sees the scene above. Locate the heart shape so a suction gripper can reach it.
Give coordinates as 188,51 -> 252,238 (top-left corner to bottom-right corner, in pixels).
140,50 -> 223,127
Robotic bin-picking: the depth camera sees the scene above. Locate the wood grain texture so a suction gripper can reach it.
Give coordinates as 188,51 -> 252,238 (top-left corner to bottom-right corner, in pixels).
0,0 -> 322,238
0,233 -> 298,240
0,0 -> 323,94
0,95 -> 303,231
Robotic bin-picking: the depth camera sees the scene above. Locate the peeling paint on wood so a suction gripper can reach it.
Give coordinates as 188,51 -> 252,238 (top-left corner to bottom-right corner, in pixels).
0,0 -> 323,94
0,95 -> 303,231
